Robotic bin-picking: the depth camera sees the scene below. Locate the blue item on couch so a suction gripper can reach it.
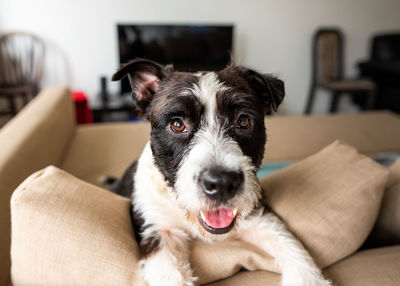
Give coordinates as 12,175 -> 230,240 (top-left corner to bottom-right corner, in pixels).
256,162 -> 293,179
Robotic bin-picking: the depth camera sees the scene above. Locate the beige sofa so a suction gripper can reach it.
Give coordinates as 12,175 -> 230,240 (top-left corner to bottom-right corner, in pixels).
1,87 -> 400,285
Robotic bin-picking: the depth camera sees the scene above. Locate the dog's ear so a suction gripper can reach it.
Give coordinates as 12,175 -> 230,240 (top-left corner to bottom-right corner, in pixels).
112,59 -> 172,116
239,68 -> 285,114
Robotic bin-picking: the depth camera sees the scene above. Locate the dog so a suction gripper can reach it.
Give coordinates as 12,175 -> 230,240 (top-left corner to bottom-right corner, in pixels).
111,58 -> 332,286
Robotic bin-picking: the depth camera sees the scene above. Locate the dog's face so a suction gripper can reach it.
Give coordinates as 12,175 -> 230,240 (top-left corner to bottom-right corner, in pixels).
112,59 -> 284,239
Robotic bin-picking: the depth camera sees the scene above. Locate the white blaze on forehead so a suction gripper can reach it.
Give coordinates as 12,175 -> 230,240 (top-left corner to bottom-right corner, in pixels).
189,71 -> 240,171
191,72 -> 227,126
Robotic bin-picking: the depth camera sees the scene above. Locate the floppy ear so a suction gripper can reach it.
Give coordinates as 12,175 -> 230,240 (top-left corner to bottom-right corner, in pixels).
112,59 -> 170,116
239,68 -> 285,114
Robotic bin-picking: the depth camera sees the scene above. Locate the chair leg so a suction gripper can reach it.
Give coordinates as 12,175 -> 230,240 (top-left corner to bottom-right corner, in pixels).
329,92 -> 340,113
304,85 -> 316,114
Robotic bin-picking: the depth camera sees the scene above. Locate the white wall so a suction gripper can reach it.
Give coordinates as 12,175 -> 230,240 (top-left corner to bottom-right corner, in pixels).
1,0 -> 400,114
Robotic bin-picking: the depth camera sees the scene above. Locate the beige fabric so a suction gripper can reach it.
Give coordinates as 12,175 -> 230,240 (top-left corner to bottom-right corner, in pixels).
325,245 -> 400,285
389,158 -> 400,185
0,86 -> 74,285
369,158 -> 400,246
207,246 -> 400,286
61,122 -> 150,187
11,166 -> 145,286
261,141 -> 389,268
192,240 -> 277,285
10,142 -> 390,285
262,111 -> 400,163
205,270 -> 280,286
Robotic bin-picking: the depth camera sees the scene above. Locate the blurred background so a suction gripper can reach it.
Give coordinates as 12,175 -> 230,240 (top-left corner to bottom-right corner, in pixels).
0,0 -> 399,124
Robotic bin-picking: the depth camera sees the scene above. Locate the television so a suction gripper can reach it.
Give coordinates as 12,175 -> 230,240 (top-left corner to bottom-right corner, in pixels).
117,24 -> 234,94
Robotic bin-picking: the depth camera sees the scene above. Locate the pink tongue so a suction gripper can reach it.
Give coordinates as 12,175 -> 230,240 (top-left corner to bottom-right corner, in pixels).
202,208 -> 235,229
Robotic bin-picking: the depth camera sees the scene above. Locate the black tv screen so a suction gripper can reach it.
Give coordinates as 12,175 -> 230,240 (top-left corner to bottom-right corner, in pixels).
117,24 -> 234,94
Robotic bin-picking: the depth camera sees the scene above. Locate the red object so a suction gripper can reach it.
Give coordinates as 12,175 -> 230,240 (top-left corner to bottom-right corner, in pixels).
71,91 -> 93,124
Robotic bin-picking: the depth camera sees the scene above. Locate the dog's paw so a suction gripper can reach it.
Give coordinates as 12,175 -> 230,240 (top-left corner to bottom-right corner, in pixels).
139,257 -> 197,286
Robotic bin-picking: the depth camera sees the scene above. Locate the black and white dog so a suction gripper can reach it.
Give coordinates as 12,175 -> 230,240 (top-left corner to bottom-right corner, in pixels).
111,59 -> 332,286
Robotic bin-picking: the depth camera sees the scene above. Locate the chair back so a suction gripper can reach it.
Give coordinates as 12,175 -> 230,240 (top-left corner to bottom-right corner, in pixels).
0,32 -> 45,89
312,29 -> 344,85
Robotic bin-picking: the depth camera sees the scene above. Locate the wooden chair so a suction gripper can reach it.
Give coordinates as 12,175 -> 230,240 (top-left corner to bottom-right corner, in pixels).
0,32 -> 45,116
304,28 -> 376,114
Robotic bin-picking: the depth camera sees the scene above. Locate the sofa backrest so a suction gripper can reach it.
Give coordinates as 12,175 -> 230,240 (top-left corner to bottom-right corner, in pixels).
0,86 -> 75,285
262,111 -> 400,163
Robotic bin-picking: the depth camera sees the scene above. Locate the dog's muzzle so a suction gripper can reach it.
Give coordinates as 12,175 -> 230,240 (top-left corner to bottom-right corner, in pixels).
197,167 -> 243,234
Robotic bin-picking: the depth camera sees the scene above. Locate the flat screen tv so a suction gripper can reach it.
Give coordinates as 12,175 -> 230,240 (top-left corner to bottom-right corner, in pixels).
117,24 -> 234,94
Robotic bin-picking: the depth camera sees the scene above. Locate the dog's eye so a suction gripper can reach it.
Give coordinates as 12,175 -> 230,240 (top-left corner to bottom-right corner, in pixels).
237,115 -> 251,129
170,119 -> 186,133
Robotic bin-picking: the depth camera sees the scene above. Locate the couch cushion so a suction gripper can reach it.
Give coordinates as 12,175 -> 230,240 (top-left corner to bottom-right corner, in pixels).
207,246 -> 400,286
61,121 -> 150,188
261,141 -> 389,268
324,245 -> 400,286
0,86 -> 74,285
11,141 -> 390,285
10,166 -> 144,286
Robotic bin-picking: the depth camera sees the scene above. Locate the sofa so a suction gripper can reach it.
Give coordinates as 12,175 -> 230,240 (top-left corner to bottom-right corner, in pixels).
1,86 -> 400,285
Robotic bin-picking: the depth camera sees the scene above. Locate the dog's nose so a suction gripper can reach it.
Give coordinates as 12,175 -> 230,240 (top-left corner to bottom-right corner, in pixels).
199,167 -> 244,202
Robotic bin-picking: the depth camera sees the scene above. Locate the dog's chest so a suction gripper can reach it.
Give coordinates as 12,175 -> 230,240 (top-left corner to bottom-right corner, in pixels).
133,143 -> 195,232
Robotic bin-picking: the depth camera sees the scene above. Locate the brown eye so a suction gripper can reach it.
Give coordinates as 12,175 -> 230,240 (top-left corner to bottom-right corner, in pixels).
237,115 -> 251,129
170,119 -> 186,133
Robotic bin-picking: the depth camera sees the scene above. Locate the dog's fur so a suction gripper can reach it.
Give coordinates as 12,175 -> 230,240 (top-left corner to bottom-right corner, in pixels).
111,59 -> 332,286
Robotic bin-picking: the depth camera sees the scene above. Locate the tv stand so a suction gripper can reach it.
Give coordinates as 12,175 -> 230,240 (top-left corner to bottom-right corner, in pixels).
90,93 -> 136,122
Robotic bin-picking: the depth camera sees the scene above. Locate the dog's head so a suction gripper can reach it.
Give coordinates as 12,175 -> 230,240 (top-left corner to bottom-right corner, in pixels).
112,59 -> 284,239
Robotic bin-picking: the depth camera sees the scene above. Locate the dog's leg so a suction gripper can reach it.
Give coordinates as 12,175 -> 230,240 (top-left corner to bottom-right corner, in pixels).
138,227 -> 197,286
238,208 -> 332,286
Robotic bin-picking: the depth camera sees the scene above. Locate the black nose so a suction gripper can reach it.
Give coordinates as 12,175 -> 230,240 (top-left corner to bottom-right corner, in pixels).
198,167 -> 244,203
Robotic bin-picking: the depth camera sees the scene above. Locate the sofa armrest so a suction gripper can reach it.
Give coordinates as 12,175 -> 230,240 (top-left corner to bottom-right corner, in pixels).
0,86 -> 75,285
